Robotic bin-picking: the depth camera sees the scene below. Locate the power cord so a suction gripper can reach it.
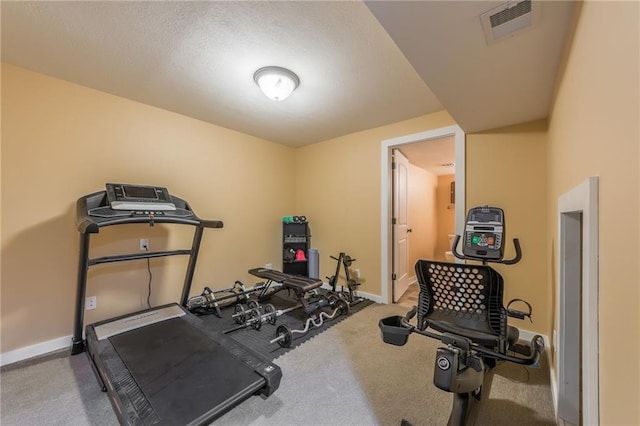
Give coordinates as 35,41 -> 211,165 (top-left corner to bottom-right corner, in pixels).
143,243 -> 152,308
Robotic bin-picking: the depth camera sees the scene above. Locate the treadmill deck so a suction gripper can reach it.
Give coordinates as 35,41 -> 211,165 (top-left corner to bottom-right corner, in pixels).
86,304 -> 281,425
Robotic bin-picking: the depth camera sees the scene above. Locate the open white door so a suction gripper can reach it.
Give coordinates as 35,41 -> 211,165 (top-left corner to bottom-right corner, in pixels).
392,149 -> 411,302
380,124 -> 465,305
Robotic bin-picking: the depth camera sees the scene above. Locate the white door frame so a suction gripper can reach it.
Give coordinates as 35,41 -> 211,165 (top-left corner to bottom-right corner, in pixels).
556,176 -> 599,425
380,124 -> 465,304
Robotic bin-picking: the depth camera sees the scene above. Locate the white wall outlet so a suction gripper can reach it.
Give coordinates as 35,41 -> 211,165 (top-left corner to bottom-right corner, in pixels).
264,263 -> 273,270
354,269 -> 361,279
140,238 -> 149,251
86,296 -> 97,310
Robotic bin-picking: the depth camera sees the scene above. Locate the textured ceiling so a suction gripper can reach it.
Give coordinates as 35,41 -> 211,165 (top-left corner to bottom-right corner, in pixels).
1,1 -> 575,147
367,0 -> 575,133
1,1 -> 441,147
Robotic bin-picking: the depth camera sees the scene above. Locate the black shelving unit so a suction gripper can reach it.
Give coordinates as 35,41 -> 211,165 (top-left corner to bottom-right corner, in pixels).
282,221 -> 310,276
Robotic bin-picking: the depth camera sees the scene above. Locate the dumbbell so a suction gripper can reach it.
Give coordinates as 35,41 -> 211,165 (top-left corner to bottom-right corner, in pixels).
231,299 -> 262,324
247,304 -> 277,331
270,324 -> 295,348
226,303 -> 276,334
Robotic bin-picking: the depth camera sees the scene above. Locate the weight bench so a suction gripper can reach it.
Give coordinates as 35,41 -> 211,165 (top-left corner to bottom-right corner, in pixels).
245,268 -> 349,348
248,268 -> 323,307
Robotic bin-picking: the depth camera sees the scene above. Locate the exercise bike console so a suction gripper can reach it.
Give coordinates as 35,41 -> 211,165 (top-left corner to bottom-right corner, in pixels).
453,205 -> 522,265
462,206 -> 504,260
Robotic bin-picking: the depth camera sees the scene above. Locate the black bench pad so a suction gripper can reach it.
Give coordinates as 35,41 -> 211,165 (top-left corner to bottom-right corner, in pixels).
248,268 -> 322,293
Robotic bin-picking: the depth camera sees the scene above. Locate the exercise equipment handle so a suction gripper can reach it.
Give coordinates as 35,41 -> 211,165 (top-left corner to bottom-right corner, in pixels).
452,235 -> 465,260
500,238 -> 522,265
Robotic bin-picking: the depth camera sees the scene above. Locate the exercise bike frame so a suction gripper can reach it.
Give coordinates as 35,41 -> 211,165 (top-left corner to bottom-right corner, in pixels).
380,218 -> 545,426
380,307 -> 544,426
395,307 -> 544,366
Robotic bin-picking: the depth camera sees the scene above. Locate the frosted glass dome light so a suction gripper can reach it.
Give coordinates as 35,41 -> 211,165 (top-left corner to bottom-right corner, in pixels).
254,66 -> 300,101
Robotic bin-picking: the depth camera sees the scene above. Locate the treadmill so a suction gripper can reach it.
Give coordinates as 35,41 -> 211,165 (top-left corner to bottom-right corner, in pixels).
70,185 -> 281,425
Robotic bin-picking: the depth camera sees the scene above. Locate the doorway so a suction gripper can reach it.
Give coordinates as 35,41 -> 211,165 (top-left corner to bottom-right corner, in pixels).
380,125 -> 465,304
557,177 -> 599,425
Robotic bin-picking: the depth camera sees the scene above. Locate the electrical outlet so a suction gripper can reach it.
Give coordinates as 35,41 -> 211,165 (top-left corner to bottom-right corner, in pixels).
140,238 -> 149,251
86,296 -> 97,310
354,269 -> 361,279
265,263 -> 273,269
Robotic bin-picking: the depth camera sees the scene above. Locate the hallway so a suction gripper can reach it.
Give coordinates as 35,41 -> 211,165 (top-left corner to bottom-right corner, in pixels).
396,283 -> 419,308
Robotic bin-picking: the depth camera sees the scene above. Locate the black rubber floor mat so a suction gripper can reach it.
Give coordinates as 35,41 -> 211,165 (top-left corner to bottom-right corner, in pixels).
199,290 -> 374,361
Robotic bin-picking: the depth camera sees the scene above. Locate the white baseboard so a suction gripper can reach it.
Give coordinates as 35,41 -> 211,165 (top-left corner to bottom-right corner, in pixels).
355,290 -> 383,304
1,284 -> 383,367
320,282 -> 384,304
1,335 -> 72,367
549,356 -> 559,421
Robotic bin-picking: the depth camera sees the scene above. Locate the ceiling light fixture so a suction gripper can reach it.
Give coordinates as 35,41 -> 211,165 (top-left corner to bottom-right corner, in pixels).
253,66 -> 300,101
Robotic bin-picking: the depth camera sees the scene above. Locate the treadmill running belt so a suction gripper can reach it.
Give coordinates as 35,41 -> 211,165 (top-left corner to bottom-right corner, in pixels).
110,317 -> 265,425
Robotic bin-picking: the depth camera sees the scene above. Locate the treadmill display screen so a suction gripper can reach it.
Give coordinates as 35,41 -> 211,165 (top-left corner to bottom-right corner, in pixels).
123,185 -> 158,200
106,183 -> 176,211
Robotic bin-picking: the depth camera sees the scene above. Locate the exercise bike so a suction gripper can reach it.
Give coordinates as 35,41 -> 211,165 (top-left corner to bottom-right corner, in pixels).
379,206 -> 544,426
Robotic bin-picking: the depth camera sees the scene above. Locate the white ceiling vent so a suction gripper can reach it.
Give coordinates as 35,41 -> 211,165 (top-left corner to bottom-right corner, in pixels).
480,0 -> 540,45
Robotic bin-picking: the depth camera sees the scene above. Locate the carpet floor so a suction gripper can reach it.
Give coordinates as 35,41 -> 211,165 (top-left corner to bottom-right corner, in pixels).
1,300 -> 556,425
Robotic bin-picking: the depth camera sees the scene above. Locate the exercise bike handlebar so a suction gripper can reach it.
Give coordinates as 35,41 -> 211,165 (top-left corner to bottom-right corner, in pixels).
400,307 -> 543,366
452,235 -> 522,265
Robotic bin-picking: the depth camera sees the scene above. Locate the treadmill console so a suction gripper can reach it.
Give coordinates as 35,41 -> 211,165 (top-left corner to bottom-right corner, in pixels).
463,206 -> 505,261
106,183 -> 176,211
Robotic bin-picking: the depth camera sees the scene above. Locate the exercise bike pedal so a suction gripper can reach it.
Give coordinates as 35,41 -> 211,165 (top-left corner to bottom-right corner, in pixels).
508,344 -> 541,368
510,342 -> 532,357
465,353 -> 483,373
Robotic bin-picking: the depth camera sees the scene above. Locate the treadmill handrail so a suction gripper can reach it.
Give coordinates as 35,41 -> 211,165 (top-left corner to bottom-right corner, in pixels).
88,249 -> 193,266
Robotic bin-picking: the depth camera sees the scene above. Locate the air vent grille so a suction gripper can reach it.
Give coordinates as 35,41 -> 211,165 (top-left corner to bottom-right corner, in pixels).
490,0 -> 532,28
480,0 -> 540,45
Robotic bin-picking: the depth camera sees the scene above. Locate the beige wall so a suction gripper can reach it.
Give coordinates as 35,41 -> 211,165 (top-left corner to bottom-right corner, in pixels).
294,110 -> 456,295
1,64 -> 296,353
547,1 -> 639,423
435,174 -> 456,259
466,120 -> 549,335
407,163 -> 437,272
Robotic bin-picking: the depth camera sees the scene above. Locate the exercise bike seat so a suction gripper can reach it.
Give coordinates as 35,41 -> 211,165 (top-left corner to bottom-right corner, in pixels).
415,260 -> 519,353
